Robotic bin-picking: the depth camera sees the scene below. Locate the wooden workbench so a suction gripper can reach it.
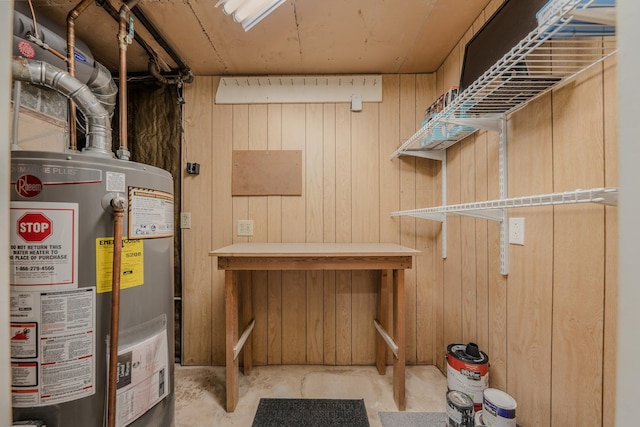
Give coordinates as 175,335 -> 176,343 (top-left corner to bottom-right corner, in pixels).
209,242 -> 420,412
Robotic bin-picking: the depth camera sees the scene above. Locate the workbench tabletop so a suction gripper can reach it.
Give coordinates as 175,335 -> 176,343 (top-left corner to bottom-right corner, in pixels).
209,242 -> 420,257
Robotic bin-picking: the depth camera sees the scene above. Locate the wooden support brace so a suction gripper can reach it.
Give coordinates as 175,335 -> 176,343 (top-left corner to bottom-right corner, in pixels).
374,319 -> 399,359
233,318 -> 255,360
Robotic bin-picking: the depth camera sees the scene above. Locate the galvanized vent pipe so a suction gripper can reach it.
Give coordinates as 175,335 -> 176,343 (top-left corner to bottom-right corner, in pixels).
11,57 -> 114,157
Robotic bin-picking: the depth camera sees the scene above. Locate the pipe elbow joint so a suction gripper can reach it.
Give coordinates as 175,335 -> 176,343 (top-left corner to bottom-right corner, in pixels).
110,195 -> 126,212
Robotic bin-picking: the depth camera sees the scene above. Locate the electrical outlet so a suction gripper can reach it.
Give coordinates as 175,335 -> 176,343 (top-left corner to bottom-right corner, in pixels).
180,212 -> 191,229
509,217 -> 525,245
237,220 -> 254,236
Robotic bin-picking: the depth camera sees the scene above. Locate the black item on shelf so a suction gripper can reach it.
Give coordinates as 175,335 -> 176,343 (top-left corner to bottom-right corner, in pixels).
460,0 -> 548,92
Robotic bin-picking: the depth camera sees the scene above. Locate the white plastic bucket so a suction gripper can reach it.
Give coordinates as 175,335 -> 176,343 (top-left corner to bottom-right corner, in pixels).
482,388 -> 517,427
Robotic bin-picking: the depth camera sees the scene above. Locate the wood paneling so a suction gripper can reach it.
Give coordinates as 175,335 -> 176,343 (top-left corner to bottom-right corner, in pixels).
552,64 -> 605,426
507,94 -> 553,427
603,54 -> 618,427
486,126 -> 507,391
306,103 -> 324,364
351,103 -> 380,364
211,79 -> 233,365
335,103 -> 353,365
248,105 -> 269,366
182,76 -> 213,365
415,74 -> 438,365
323,104 -> 337,365
380,76 -> 401,364
281,104 -> 307,364
399,75 -> 417,365
460,137 -> 477,343
474,131 -> 489,354
443,143 -> 463,347
267,104 -> 283,364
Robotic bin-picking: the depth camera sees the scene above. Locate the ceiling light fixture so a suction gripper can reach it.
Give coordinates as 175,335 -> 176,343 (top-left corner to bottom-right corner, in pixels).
216,0 -> 286,31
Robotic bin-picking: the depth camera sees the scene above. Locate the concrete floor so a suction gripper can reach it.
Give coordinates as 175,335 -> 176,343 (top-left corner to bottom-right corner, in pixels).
174,364 -> 448,426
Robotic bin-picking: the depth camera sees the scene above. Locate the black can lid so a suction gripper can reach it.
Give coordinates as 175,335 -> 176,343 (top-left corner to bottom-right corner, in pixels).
447,342 -> 489,364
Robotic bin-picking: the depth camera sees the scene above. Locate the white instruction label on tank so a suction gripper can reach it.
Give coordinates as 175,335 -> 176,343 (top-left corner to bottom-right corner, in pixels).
9,201 -> 78,290
106,171 -> 126,193
113,327 -> 169,426
10,287 -> 96,407
128,187 -> 174,239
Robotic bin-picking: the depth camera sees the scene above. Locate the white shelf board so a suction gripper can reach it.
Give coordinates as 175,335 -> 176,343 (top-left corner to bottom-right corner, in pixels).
391,188 -> 618,221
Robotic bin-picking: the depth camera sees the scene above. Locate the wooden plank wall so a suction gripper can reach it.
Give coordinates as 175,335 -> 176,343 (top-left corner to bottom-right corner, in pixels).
181,74 -> 437,368
181,2 -> 617,426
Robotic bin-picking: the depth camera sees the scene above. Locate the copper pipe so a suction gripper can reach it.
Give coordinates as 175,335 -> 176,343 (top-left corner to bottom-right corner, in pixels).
37,43 -> 67,62
107,197 -> 126,427
24,34 -> 68,62
117,0 -> 139,161
66,0 -> 94,151
27,0 -> 40,39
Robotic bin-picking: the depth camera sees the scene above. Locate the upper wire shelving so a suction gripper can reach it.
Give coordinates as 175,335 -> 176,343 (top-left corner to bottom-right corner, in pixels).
391,0 -> 617,159
391,0 -> 617,275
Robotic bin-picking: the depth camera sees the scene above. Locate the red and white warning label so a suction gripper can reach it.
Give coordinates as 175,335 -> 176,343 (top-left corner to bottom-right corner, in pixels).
10,287 -> 96,407
10,202 -> 78,290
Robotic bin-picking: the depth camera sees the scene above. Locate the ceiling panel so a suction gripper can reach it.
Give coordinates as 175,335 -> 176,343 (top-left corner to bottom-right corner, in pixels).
22,0 -> 494,76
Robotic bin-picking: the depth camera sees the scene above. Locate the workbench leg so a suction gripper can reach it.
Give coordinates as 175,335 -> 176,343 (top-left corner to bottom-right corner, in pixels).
225,270 -> 239,412
376,269 -> 392,375
393,269 -> 406,411
242,272 -> 253,376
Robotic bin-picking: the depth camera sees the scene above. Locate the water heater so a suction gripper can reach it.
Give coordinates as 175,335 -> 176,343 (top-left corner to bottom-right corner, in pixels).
9,32 -> 175,427
9,151 -> 176,427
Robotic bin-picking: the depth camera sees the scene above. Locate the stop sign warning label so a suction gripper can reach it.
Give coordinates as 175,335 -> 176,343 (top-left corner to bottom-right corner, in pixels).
10,202 -> 79,289
17,213 -> 53,242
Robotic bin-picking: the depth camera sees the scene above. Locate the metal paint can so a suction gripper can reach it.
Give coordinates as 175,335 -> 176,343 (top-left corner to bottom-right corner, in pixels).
447,342 -> 489,411
482,388 -> 517,427
446,390 -> 475,427
475,410 -> 488,426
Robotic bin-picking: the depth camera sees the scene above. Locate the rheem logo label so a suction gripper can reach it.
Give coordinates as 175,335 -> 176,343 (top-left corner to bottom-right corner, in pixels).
17,213 -> 53,242
15,175 -> 43,198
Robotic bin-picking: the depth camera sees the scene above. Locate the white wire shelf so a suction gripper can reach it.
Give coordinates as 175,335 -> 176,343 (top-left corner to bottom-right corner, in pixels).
391,0 -> 617,159
391,187 -> 618,222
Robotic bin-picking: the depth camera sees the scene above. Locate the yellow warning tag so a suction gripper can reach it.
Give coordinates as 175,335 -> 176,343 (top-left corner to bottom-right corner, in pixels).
95,237 -> 144,293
